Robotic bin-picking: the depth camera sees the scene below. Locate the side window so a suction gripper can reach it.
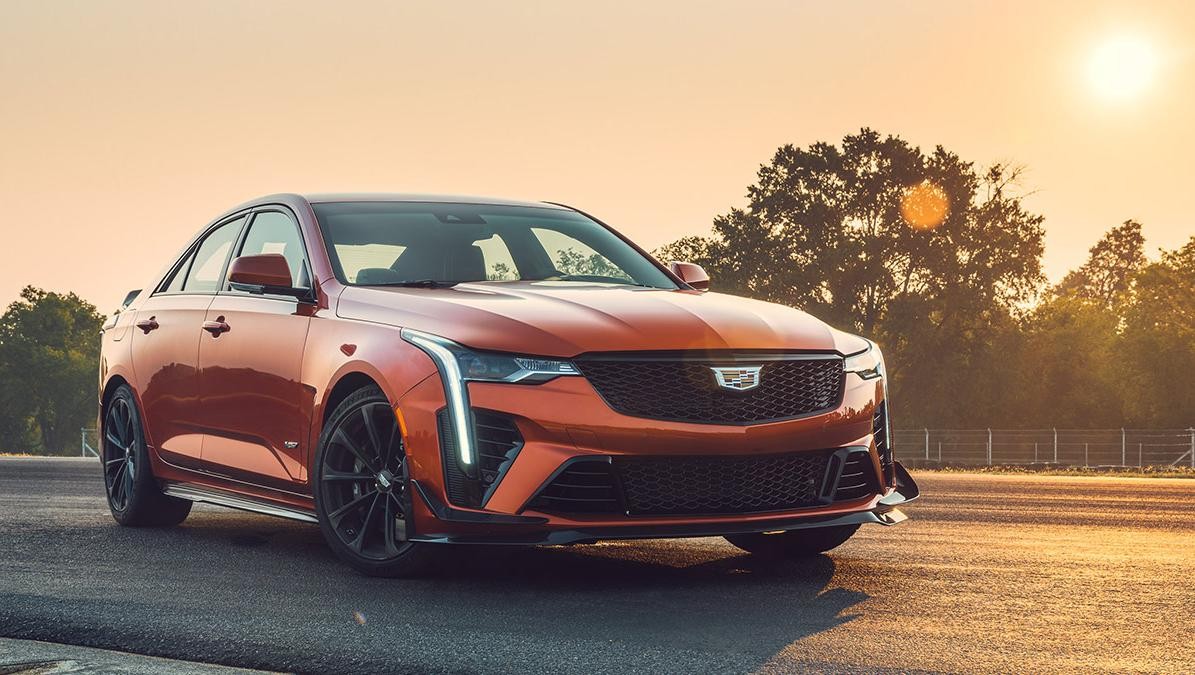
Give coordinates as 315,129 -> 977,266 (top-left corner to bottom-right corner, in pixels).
161,251 -> 194,293
530,227 -> 631,282
183,216 -> 246,293
238,211 -> 309,288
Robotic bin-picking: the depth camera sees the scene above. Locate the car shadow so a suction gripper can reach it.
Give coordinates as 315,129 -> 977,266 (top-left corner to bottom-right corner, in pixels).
157,511 -> 870,670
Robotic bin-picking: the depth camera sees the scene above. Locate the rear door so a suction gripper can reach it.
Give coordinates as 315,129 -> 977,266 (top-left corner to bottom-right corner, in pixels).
132,215 -> 246,469
197,208 -> 315,488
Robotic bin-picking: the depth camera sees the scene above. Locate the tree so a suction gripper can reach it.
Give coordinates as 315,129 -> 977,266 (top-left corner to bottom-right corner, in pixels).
0,287 -> 104,454
1114,237 -> 1195,427
658,129 -> 1046,426
1054,220 -> 1145,308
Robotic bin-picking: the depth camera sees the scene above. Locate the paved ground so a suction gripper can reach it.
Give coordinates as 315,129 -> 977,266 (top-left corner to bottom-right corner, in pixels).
0,458 -> 1192,674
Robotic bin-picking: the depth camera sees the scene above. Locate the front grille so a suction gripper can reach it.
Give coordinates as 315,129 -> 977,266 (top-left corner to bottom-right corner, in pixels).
833,449 -> 881,501
527,450 -> 832,516
575,354 -> 844,424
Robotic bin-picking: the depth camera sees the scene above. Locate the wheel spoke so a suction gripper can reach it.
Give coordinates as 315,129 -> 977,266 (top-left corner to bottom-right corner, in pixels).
111,462 -> 127,504
333,428 -> 377,474
350,494 -> 380,553
106,431 -> 126,452
361,406 -> 384,463
123,462 -> 134,498
105,456 -> 125,468
122,405 -> 134,444
383,418 -> 399,468
328,490 -> 375,527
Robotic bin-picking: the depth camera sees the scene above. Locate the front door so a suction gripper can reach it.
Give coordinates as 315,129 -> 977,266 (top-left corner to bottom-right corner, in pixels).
197,209 -> 314,489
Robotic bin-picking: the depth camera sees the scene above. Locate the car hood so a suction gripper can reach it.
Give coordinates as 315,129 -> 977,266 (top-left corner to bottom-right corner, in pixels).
336,282 -> 865,358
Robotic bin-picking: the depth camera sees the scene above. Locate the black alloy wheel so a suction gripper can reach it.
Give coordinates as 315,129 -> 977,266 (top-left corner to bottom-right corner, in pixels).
102,385 -> 192,526
103,394 -> 138,512
314,385 -> 439,577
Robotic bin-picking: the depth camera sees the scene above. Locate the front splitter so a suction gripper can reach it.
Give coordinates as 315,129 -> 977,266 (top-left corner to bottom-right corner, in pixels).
409,461 -> 920,546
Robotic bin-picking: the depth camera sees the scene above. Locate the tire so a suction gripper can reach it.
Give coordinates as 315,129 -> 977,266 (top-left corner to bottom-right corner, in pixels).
724,524 -> 860,559
102,385 -> 192,527
313,385 -> 440,577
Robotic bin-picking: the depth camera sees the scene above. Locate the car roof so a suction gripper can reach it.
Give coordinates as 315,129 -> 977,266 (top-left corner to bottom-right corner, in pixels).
230,192 -> 571,212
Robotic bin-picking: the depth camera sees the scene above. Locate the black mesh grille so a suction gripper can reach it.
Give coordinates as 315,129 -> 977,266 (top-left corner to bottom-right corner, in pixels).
527,451 -> 832,516
833,449 -> 880,502
526,459 -> 621,514
575,355 -> 844,424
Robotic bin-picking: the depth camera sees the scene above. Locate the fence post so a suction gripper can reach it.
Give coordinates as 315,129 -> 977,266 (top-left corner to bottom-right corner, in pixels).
1121,428 -> 1126,466
1189,428 -> 1194,469
987,428 -> 992,466
81,428 -> 85,458
1034,442 -> 1038,463
1138,443 -> 1142,468
938,441 -> 942,463
1085,443 -> 1089,467
1053,428 -> 1058,464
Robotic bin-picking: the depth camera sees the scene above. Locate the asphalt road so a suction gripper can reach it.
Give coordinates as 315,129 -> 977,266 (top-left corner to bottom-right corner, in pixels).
1,458 -> 1192,674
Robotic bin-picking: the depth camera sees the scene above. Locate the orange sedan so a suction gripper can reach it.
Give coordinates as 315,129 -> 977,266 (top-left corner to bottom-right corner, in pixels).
98,193 -> 917,576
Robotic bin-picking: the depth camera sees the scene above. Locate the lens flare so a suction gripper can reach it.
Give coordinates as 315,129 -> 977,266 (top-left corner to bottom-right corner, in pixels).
1088,36 -> 1158,101
900,181 -> 949,231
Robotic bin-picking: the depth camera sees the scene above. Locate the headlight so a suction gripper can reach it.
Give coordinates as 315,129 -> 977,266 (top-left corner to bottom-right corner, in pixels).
400,328 -> 579,476
844,340 -> 884,380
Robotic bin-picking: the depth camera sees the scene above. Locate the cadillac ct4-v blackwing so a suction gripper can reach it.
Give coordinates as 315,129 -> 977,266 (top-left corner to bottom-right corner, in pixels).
99,193 -> 918,576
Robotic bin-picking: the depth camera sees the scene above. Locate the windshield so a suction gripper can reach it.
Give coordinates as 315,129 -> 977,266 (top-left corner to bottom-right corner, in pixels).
311,201 -> 678,289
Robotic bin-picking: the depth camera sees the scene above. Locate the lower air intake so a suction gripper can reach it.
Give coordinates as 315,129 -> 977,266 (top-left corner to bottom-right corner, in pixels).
527,451 -> 832,517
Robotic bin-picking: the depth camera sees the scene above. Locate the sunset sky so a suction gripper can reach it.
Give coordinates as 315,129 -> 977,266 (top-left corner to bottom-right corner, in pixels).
1,0 -> 1192,311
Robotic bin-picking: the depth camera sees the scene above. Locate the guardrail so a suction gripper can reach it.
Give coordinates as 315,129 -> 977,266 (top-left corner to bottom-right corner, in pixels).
80,426 -> 1195,468
894,428 -> 1195,468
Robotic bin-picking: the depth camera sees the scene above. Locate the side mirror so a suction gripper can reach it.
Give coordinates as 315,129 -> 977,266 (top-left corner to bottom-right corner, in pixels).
669,261 -> 710,291
228,254 -> 313,301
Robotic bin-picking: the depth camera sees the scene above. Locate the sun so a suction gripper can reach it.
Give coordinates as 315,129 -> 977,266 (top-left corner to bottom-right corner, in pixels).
1087,36 -> 1158,101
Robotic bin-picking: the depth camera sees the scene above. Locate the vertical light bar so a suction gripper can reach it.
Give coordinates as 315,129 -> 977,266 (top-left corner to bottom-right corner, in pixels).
401,329 -> 475,471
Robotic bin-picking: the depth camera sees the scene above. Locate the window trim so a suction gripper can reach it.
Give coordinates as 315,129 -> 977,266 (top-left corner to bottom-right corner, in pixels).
153,211 -> 251,297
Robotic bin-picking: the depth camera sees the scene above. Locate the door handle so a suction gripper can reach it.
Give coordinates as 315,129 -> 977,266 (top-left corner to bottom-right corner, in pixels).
202,318 -> 230,336
135,317 -> 159,334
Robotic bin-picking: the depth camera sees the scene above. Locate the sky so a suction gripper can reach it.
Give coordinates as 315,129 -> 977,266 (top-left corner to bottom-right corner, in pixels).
1,0 -> 1192,311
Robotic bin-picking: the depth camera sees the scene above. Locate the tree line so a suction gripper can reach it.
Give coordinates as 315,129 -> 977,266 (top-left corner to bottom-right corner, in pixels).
1,128 -> 1191,453
657,128 -> 1194,430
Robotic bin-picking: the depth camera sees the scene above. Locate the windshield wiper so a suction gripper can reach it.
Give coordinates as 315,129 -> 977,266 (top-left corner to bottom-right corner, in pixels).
377,279 -> 461,288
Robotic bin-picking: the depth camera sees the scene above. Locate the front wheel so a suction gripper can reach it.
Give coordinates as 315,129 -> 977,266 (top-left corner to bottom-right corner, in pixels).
725,524 -> 860,559
313,385 -> 440,577
102,385 -> 192,527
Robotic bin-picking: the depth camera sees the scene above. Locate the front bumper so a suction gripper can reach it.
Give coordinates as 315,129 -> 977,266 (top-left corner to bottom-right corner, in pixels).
395,366 -> 912,545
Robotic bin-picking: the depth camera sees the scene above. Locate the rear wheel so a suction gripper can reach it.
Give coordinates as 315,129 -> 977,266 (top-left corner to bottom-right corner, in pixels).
724,524 -> 860,559
314,385 -> 439,577
102,385 -> 192,527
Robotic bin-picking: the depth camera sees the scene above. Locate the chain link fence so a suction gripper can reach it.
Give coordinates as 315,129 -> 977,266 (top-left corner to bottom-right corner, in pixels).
893,428 -> 1195,468
80,426 -> 1195,468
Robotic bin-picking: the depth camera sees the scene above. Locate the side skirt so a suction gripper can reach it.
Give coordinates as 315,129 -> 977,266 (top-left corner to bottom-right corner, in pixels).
162,483 -> 318,523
